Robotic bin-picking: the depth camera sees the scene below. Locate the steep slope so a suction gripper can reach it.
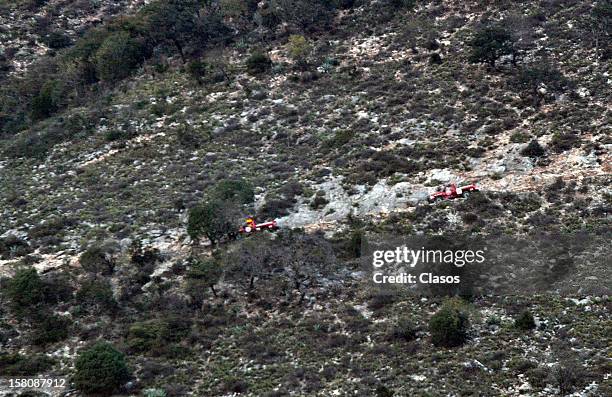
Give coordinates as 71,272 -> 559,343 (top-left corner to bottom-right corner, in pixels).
0,1 -> 610,396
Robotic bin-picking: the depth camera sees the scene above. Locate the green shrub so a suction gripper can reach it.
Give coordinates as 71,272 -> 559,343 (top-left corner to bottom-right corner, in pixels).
186,59 -> 210,84
376,385 -> 395,397
388,0 -> 416,8
5,268 -> 45,309
429,53 -> 443,64
187,199 -> 238,245
324,129 -> 354,149
28,217 -> 73,239
550,132 -> 580,153
346,229 -> 363,258
30,80 -> 63,120
550,359 -> 584,395
287,34 -> 312,67
94,31 -> 145,82
389,317 -> 418,341
469,25 -> 515,67
513,65 -> 570,104
127,317 -> 191,354
73,342 -> 130,395
429,298 -> 470,347
142,0 -> 202,62
0,353 -> 54,376
520,139 -> 546,157
129,240 -> 161,266
0,235 -> 31,259
510,131 -> 530,143
80,246 -> 114,275
186,257 -> 223,298
30,313 -> 70,346
144,389 -> 167,397
43,31 -> 72,49
105,129 -> 136,142
76,279 -> 117,311
211,179 -> 255,204
246,51 -> 272,75
514,310 -> 536,330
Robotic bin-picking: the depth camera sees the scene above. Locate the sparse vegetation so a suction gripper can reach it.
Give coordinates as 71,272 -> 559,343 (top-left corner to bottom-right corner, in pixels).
0,0 -> 609,395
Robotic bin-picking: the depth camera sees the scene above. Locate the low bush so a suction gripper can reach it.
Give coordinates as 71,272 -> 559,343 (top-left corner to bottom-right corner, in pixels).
429,298 -> 470,347
28,217 -> 73,239
246,51 -> 272,75
514,310 -> 536,330
510,131 -> 530,143
30,313 -> 70,346
30,80 -> 63,120
4,268 -> 46,310
105,129 -> 137,142
309,191 -> 329,210
550,132 -> 580,153
521,139 -> 546,157
0,235 -> 31,259
127,317 -> 191,355
94,31 -> 147,82
0,353 -> 54,375
186,59 -> 210,84
76,279 -> 117,312
388,0 -> 416,9
388,317 -> 418,342
186,257 -> 222,298
129,240 -> 162,266
550,358 -> 585,395
43,31 -> 72,49
211,179 -> 255,205
287,34 -> 312,67
80,245 -> 114,275
324,129 -> 355,149
73,342 -> 130,395
469,24 -> 515,67
346,229 -> 363,258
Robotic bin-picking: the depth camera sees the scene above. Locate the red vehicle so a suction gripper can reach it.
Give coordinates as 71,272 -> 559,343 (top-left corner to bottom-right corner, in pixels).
238,217 -> 279,234
428,183 -> 479,203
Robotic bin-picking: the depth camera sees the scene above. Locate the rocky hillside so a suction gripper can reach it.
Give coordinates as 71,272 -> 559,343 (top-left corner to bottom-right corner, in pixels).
0,0 -> 610,396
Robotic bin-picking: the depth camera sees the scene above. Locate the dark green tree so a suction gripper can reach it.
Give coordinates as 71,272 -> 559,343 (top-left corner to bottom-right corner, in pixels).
187,199 -> 238,245
94,31 -> 146,82
30,80 -> 63,120
186,256 -> 223,297
73,342 -> 130,395
211,179 -> 255,204
143,0 -> 200,63
5,268 -> 45,309
514,310 -> 536,330
469,25 -> 515,67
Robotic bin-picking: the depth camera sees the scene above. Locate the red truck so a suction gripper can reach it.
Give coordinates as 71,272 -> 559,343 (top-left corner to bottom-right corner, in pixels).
428,183 -> 479,203
238,217 -> 279,234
